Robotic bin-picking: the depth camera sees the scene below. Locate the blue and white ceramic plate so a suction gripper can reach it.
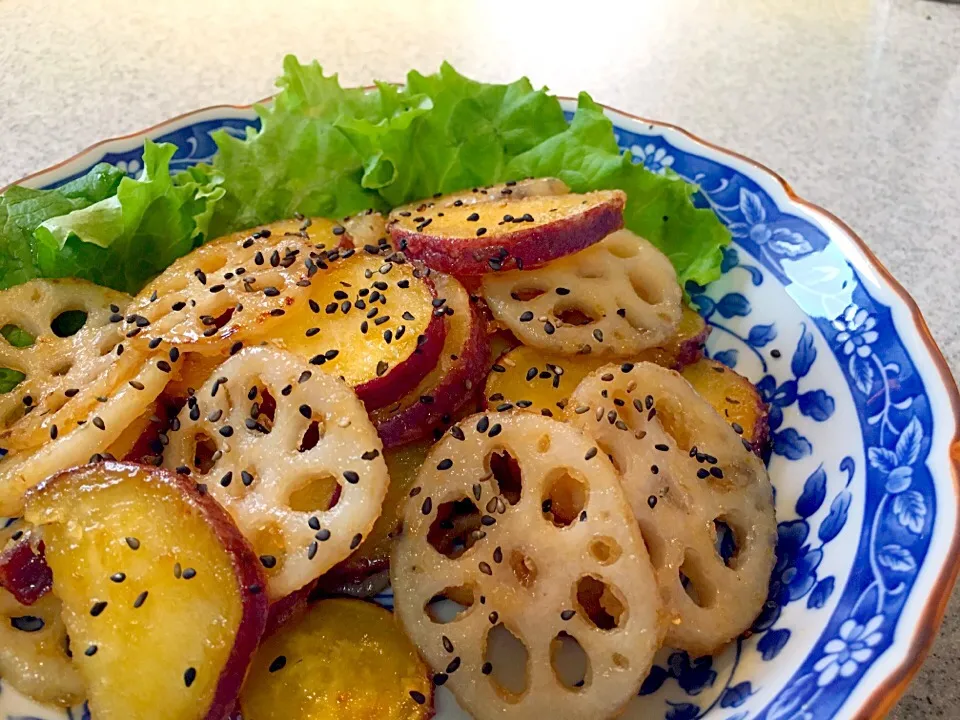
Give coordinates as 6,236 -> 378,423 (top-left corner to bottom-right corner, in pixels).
3,99 -> 958,720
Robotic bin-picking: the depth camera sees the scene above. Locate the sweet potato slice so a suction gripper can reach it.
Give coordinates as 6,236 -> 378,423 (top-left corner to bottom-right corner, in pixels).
371,274 -> 489,448
23,462 -> 268,720
0,588 -> 84,706
483,308 -> 709,418
324,441 -> 432,588
239,598 -> 432,719
389,190 -> 625,275
265,253 -> 446,410
485,345 -> 605,418
681,359 -> 770,454
391,177 -> 570,217
0,535 -> 52,606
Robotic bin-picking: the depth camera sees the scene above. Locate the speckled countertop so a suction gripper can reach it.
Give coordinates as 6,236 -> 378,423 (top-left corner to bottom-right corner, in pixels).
1,0 -> 959,715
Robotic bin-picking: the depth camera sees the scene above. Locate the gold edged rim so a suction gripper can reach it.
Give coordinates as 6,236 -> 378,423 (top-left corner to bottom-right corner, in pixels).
3,93 -> 958,719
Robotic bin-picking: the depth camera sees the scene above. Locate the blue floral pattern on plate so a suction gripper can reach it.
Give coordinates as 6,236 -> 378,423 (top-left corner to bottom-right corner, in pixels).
1,102 -> 953,720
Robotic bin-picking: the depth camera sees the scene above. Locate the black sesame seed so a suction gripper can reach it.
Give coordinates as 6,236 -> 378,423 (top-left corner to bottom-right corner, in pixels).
585,447 -> 598,460
482,662 -> 493,675
125,537 -> 140,550
433,673 -> 449,686
710,467 -> 724,479
350,533 -> 362,550
11,615 -> 44,632
446,656 -> 461,673
488,424 -> 502,437
421,497 -> 433,515
561,609 -> 576,621
219,425 -> 234,437
437,458 -> 453,471
481,515 -> 496,526
182,568 -> 197,580
184,667 -> 197,687
92,416 -> 106,430
133,591 -> 148,608
342,470 -> 360,484
697,468 -> 710,479
90,601 -> 107,617
466,212 -> 480,222
519,311 -> 534,322
655,443 -> 669,452
316,529 -> 331,542
260,555 -> 277,569
110,572 -> 126,583
544,321 -> 556,335
410,690 -> 426,705
476,416 -> 490,433
85,644 -> 98,657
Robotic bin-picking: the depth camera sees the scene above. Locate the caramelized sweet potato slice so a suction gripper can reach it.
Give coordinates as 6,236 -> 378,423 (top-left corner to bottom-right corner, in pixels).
372,274 -> 489,448
0,588 -> 84,706
680,359 -> 770,454
389,190 -> 625,275
23,462 -> 268,720
391,177 -> 570,217
239,598 -> 433,720
0,536 -> 52,605
265,254 -> 446,410
483,308 -> 710,418
485,345 -> 605,418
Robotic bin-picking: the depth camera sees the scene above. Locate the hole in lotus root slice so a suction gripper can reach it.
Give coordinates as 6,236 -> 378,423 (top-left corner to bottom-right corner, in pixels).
482,230 -> 683,357
508,549 -> 538,588
193,433 -> 219,475
428,498 -> 483,560
287,474 -> 341,514
425,584 -> 475,624
564,361 -> 777,656
0,279 -> 134,451
550,631 -> 590,691
390,412 -> 662,719
0,588 -> 85,707
162,346 -> 388,600
485,623 -> 530,700
0,350 -> 174,517
541,469 -> 587,528
575,576 -> 626,630
123,220 -> 327,357
488,449 -> 522,506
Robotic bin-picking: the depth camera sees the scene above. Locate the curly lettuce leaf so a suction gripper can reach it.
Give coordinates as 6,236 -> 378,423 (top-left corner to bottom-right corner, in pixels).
0,163 -> 124,290
205,56 -> 431,237
337,62 -> 568,206
31,141 -> 224,293
504,93 -> 728,287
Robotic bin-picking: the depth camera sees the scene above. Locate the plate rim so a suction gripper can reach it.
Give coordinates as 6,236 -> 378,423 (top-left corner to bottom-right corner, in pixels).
3,94 -> 958,720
